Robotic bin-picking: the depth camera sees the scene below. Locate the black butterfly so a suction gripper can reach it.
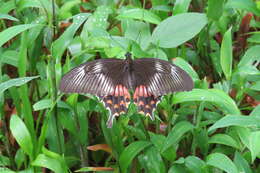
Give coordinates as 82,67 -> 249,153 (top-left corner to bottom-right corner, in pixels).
60,53 -> 193,127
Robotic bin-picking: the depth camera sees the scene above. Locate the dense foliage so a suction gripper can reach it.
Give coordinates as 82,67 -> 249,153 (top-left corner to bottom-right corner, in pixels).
0,0 -> 260,172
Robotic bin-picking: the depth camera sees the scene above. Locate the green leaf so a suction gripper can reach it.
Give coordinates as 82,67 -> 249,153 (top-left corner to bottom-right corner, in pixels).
173,89 -> 240,115
33,99 -> 52,111
0,14 -> 19,21
152,13 -> 207,48
0,76 -> 39,95
10,115 -> 33,157
59,0 -> 81,19
162,121 -> 194,152
207,153 -> 238,173
234,151 -> 252,173
117,8 -> 161,24
119,141 -> 152,173
238,45 -> 260,67
0,50 -> 19,67
226,0 -> 260,16
250,105 -> 260,117
0,24 -> 40,47
52,13 -> 90,61
173,0 -> 192,15
0,168 -> 16,173
207,0 -> 224,20
209,134 -> 240,149
173,57 -> 199,81
220,27 -> 233,80
248,131 -> 260,162
32,154 -> 68,173
251,81 -> 260,91
208,115 -> 260,132
138,147 -> 166,173
185,156 -> 207,173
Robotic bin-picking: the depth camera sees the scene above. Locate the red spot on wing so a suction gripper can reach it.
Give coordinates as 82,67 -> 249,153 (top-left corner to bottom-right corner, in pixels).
134,85 -> 160,119
101,84 -> 131,128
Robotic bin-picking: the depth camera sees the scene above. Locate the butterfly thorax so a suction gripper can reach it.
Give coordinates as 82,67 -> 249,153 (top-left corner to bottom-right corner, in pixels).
123,54 -> 135,90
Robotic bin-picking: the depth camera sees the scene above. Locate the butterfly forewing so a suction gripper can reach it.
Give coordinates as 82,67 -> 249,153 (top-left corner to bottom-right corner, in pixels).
60,58 -> 125,96
132,58 -> 193,97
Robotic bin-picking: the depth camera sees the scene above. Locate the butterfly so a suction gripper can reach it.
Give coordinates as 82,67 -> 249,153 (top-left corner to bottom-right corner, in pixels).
60,53 -> 194,128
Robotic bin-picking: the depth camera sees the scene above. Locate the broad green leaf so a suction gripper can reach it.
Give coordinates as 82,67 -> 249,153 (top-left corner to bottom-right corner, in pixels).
251,81 -> 260,91
209,134 -> 240,149
0,24 -> 40,47
52,13 -> 90,61
10,115 -> 33,156
208,115 -> 260,132
248,33 -> 260,43
162,121 -> 194,152
0,155 -> 10,166
117,8 -> 161,24
84,6 -> 112,32
207,153 -> 238,173
17,0 -> 42,11
59,0 -> 81,19
15,148 -> 26,169
152,13 -> 207,48
168,164 -> 189,173
173,89 -> 240,115
173,0 -> 192,15
0,76 -> 39,95
125,20 -> 151,50
138,147 -> 166,173
226,0 -> 260,16
250,105 -> 260,117
173,57 -> 199,81
248,131 -> 260,162
207,0 -> 224,20
234,152 -> 252,173
185,156 -> 207,173
0,14 -> 19,21
33,99 -> 52,111
0,1 -> 15,14
0,50 -> 19,67
119,141 -> 151,173
0,168 -> 16,173
234,126 -> 251,149
32,154 -> 68,173
220,27 -> 233,80
238,45 -> 260,67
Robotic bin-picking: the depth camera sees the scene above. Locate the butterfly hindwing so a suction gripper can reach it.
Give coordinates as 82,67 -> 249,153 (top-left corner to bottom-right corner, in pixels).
133,85 -> 161,119
100,85 -> 130,128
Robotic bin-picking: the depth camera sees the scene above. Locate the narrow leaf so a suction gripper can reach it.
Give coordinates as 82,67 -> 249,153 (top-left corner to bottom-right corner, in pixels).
220,27 -> 233,80
162,121 -> 194,152
10,115 -> 33,156
119,141 -> 151,173
0,76 -> 39,95
173,89 -> 240,115
32,154 -> 68,173
248,131 -> 260,162
0,24 -> 40,47
208,115 -> 260,132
